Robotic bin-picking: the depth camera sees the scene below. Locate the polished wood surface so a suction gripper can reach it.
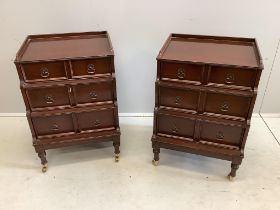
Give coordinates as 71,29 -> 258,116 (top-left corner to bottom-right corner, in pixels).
15,31 -> 120,172
17,32 -> 113,62
152,33 -> 263,179
159,34 -> 261,68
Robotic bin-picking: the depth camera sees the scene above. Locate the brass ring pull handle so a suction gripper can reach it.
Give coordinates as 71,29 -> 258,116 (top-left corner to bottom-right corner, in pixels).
40,67 -> 50,78
45,95 -> 54,104
172,123 -> 179,133
225,73 -> 235,84
94,119 -> 101,126
175,96 -> 182,105
89,92 -> 98,100
172,128 -> 178,133
51,124 -> 59,131
177,68 -> 186,79
216,131 -> 224,140
220,102 -> 229,112
87,64 -> 95,74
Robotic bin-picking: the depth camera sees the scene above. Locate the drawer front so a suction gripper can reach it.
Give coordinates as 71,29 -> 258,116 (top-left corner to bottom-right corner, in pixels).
160,62 -> 203,83
209,67 -> 257,88
200,121 -> 244,146
75,81 -> 113,105
22,62 -> 66,82
157,114 -> 195,138
204,93 -> 251,118
71,58 -> 111,77
77,109 -> 115,131
26,86 -> 70,110
33,114 -> 74,136
159,86 -> 199,111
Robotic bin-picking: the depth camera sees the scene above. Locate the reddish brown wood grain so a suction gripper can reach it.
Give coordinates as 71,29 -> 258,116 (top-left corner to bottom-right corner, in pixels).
152,33 -> 263,179
14,31 -> 120,171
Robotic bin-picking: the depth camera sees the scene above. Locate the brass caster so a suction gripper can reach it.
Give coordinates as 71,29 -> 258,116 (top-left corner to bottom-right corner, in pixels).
152,159 -> 159,166
115,153 -> 120,162
42,164 -> 48,173
228,175 -> 235,181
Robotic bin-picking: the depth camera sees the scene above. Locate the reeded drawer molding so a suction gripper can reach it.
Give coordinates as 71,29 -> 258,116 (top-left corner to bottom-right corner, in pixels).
152,135 -> 242,161
30,103 -> 117,117
155,107 -> 248,127
35,130 -> 120,149
20,77 -> 115,88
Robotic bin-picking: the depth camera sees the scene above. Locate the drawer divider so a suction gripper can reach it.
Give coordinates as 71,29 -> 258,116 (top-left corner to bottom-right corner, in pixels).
194,119 -> 201,141
68,86 -> 77,106
71,113 -> 79,133
64,60 -> 72,79
197,91 -> 207,114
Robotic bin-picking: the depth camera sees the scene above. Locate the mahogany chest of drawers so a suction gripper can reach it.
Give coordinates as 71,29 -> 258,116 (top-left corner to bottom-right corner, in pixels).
14,31 -> 120,172
151,34 -> 263,180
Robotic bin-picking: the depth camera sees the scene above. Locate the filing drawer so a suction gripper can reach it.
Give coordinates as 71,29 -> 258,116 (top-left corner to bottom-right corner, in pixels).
160,62 -> 203,83
21,61 -> 67,82
204,92 -> 251,118
208,66 -> 257,89
71,58 -> 111,78
157,114 -> 196,138
74,81 -> 113,105
200,121 -> 244,146
76,109 -> 115,131
32,114 -> 75,136
26,86 -> 70,110
159,85 -> 199,111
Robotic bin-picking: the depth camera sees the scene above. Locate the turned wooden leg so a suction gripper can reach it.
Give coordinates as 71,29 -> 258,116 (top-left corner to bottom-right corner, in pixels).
113,140 -> 120,162
38,150 -> 48,173
228,163 -> 240,181
152,148 -> 160,166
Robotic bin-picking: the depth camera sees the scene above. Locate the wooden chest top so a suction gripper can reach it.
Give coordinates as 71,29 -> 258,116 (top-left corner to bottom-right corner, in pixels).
158,34 -> 262,68
15,31 -> 114,62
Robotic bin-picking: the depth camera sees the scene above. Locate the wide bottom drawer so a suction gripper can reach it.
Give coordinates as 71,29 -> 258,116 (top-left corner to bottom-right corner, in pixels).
31,106 -> 117,138
155,112 -> 245,147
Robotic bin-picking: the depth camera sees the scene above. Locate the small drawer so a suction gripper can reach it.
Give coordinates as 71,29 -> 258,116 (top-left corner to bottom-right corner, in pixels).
157,114 -> 195,138
32,114 -> 74,136
26,86 -> 70,110
200,121 -> 244,146
21,61 -> 66,82
159,86 -> 199,111
209,66 -> 257,89
204,92 -> 251,118
160,62 -> 203,83
75,81 -> 113,105
76,109 -> 115,131
71,58 -> 111,78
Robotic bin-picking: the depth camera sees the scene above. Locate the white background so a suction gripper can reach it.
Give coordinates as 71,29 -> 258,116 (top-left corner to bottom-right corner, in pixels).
0,0 -> 279,114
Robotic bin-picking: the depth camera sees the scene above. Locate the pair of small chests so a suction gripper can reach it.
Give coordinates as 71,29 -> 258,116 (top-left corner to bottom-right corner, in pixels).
14,31 -> 263,180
